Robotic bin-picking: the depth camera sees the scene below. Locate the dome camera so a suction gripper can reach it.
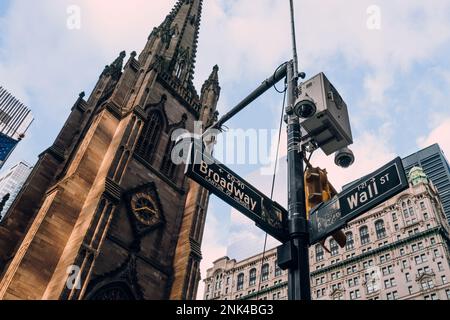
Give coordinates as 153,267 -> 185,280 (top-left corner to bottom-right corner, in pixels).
294,95 -> 316,119
335,147 -> 355,168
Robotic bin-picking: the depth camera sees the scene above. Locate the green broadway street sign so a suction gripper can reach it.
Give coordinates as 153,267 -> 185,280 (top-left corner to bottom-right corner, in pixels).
185,142 -> 288,242
309,157 -> 409,244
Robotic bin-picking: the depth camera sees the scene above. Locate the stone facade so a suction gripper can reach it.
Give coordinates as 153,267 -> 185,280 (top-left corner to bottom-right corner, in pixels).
204,175 -> 450,300
0,0 -> 220,300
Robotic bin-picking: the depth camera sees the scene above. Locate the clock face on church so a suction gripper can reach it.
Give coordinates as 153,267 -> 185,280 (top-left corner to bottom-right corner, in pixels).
130,192 -> 160,226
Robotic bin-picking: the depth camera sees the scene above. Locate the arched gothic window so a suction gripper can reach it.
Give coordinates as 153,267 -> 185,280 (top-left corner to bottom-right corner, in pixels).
89,282 -> 135,301
160,139 -> 177,179
136,111 -> 162,163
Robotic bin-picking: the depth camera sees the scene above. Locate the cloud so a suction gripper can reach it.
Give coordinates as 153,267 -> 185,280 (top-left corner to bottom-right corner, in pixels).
417,117 -> 450,159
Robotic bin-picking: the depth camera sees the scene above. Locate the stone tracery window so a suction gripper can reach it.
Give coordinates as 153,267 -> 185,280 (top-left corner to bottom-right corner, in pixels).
136,111 -> 163,163
89,282 -> 135,300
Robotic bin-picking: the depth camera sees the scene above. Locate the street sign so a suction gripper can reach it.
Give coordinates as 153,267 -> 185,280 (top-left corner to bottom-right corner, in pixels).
185,142 -> 288,242
309,157 -> 409,244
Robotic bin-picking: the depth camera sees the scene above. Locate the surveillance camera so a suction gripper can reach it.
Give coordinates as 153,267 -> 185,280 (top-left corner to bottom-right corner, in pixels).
294,95 -> 317,119
335,147 -> 355,168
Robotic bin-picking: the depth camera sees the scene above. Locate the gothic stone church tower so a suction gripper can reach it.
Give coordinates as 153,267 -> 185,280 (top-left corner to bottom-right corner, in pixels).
0,0 -> 220,300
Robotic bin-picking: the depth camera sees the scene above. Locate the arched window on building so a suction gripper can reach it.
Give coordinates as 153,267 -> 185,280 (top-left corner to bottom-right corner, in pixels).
274,261 -> 282,277
160,139 -> 177,179
315,244 -> 324,262
261,264 -> 269,282
375,220 -> 386,239
237,273 -> 244,291
249,268 -> 257,286
360,226 -> 370,245
330,239 -> 339,256
136,111 -> 163,163
346,232 -> 354,251
88,282 -> 135,300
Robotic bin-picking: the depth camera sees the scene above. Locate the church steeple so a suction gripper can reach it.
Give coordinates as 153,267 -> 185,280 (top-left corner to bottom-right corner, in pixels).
138,0 -> 203,92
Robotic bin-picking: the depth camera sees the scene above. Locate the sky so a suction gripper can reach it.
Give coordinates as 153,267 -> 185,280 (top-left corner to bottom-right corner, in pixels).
1,0 -> 450,300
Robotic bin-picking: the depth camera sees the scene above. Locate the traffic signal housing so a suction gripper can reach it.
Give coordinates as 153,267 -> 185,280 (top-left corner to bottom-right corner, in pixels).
304,167 -> 346,248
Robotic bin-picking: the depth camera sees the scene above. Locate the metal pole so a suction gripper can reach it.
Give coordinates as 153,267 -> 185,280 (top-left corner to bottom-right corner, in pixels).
205,64 -> 287,134
289,0 -> 299,78
286,61 -> 311,300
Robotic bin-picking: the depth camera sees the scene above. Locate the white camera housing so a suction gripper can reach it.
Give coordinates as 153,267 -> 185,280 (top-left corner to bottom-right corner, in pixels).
298,73 -> 353,155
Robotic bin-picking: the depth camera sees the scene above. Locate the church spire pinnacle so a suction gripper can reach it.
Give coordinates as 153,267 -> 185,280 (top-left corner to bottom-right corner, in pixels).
142,0 -> 203,90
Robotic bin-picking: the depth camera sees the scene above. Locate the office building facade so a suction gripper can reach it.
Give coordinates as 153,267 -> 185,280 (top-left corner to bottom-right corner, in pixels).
204,167 -> 450,300
0,161 -> 33,221
0,86 -> 33,170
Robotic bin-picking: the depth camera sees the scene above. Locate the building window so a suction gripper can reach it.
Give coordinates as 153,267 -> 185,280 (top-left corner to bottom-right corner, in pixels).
421,279 -> 434,290
363,259 -> 374,269
438,262 -> 444,271
408,286 -> 413,295
249,268 -> 256,286
261,264 -> 269,282
360,226 -> 370,245
275,262 -> 282,277
386,291 -> 398,300
345,232 -> 354,251
392,212 -> 397,221
402,260 -> 408,269
350,290 -> 361,300
160,140 -> 177,179
423,212 -> 429,220
315,244 -> 324,262
384,278 -> 396,289
406,273 -> 411,282
375,220 -> 386,239
415,254 -> 427,265
136,111 -> 163,163
434,249 -> 441,258
237,273 -> 244,291
442,275 -> 447,284
330,239 -> 339,256
446,290 -> 450,300
382,265 -> 394,276
420,202 -> 426,210
424,293 -> 438,300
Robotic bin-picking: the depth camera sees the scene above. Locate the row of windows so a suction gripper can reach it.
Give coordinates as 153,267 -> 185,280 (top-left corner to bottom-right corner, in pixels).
315,220 -> 387,261
315,253 -> 446,288
315,215 -> 439,263
212,263 -> 283,292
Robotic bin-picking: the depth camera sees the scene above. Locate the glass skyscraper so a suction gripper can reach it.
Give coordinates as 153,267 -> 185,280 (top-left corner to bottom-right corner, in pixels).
0,161 -> 33,221
0,86 -> 33,170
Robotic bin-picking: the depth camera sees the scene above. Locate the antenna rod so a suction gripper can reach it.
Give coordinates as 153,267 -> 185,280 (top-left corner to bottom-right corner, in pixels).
289,0 -> 299,78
